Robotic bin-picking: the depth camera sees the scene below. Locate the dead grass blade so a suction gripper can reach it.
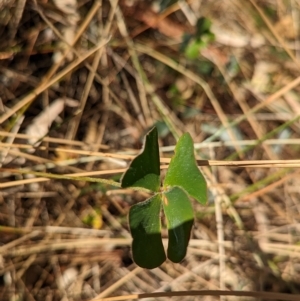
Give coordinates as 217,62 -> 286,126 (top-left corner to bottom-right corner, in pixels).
95,290 -> 300,301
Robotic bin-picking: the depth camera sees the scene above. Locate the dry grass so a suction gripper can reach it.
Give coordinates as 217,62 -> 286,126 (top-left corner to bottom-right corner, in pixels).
1,0 -> 300,300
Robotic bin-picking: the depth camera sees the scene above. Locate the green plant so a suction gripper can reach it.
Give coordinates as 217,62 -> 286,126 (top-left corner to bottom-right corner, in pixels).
121,127 -> 207,269
181,17 -> 215,60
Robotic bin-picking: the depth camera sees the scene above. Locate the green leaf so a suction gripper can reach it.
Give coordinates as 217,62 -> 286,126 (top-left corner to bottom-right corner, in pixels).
185,39 -> 203,60
163,133 -> 207,204
121,127 -> 160,191
195,17 -> 212,37
129,194 -> 166,269
163,186 -> 194,263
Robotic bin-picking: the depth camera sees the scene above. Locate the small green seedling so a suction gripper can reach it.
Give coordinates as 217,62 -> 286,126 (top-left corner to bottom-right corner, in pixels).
121,127 -> 207,269
181,17 -> 215,60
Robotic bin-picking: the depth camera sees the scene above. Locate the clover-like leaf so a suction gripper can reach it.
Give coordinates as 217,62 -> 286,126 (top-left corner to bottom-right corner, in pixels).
163,133 -> 207,204
121,127 -> 160,191
162,186 -> 194,263
129,194 -> 166,269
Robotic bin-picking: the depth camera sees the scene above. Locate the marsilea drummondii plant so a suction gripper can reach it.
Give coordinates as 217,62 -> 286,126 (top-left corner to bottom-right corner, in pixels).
121,127 -> 207,269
